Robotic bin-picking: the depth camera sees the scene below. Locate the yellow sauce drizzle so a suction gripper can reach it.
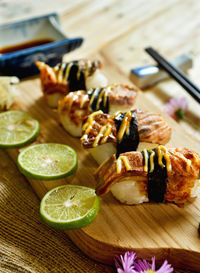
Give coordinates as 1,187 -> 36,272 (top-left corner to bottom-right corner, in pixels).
88,87 -> 109,111
117,111 -> 132,142
92,123 -> 113,147
143,149 -> 149,173
93,125 -> 107,147
56,62 -> 83,83
97,87 -> 110,110
149,149 -> 155,173
186,159 -> 192,172
81,110 -> 103,137
64,62 -> 73,80
80,93 -> 88,108
82,111 -> 135,148
89,88 -> 99,109
163,151 -> 172,172
84,124 -> 94,135
114,145 -> 174,176
76,65 -> 81,80
82,108 -> 115,146
116,155 -> 131,174
56,60 -> 97,84
113,111 -> 121,118
156,146 -> 165,168
96,89 -> 105,109
101,124 -> 112,144
84,60 -> 92,78
142,145 -> 172,174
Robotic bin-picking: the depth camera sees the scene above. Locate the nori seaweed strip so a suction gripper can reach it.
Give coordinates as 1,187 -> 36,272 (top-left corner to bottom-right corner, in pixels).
87,88 -> 109,113
88,88 -> 103,111
142,149 -> 167,203
63,61 -> 86,91
101,89 -> 109,113
114,111 -> 139,158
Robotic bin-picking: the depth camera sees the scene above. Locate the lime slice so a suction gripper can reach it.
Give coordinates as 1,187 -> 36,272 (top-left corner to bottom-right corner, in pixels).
0,110 -> 40,148
17,143 -> 78,180
40,185 -> 100,230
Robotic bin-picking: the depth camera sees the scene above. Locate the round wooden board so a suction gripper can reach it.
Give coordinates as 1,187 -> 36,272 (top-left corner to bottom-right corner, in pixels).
7,59 -> 200,272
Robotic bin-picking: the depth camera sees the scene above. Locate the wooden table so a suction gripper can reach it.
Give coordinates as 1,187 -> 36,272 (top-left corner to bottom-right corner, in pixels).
1,1 -> 200,272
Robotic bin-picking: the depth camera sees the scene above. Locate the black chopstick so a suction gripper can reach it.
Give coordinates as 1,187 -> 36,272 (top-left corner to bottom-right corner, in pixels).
145,47 -> 200,103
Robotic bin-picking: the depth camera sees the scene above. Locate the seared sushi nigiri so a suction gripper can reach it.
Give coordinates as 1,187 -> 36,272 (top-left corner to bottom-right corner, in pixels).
35,59 -> 108,108
58,84 -> 139,137
81,110 -> 171,164
95,146 -> 200,205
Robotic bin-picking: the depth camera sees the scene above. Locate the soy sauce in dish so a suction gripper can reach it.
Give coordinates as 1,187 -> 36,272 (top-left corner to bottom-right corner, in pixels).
0,39 -> 54,54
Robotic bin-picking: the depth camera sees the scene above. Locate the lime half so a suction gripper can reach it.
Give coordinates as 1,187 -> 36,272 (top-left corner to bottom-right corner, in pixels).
17,143 -> 78,180
0,110 -> 39,148
40,185 -> 99,230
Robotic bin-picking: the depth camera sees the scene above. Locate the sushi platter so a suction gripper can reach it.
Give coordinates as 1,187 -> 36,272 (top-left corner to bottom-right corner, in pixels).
5,54 -> 200,273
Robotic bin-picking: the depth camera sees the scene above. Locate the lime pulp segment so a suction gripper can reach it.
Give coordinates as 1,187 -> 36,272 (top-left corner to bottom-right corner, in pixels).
40,185 -> 100,230
17,143 -> 78,180
0,110 -> 40,148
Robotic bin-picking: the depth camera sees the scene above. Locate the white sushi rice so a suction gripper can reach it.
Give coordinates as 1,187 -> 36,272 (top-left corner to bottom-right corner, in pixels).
111,179 -> 149,205
190,179 -> 200,198
89,142 -> 116,165
46,93 -> 64,108
86,69 -> 108,89
109,104 -> 135,114
111,179 -> 200,205
59,112 -> 83,137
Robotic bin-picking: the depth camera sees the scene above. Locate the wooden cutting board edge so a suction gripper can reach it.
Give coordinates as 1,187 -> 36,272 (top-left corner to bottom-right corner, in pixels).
65,229 -> 200,271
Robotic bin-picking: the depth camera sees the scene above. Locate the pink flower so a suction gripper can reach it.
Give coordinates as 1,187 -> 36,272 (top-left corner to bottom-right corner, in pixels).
163,97 -> 188,119
134,257 -> 173,273
114,251 -> 136,273
114,251 -> 173,273
164,96 -> 200,131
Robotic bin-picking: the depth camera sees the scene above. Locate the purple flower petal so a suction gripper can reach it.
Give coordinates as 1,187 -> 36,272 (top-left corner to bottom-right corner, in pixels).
114,251 -> 137,273
151,257 -> 156,271
163,103 -> 176,118
156,260 -> 174,273
114,252 -> 173,273
163,96 -> 188,120
134,258 -> 152,272
133,256 -> 173,273
170,98 -> 178,107
179,97 -> 188,111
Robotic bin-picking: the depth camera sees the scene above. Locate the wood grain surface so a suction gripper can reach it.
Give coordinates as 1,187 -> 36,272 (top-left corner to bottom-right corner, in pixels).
1,0 -> 200,272
5,58 -> 200,272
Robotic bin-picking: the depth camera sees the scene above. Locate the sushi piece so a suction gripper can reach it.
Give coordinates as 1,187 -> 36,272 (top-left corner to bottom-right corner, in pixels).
35,59 -> 108,108
58,84 -> 139,137
95,146 -> 200,205
81,110 -> 171,164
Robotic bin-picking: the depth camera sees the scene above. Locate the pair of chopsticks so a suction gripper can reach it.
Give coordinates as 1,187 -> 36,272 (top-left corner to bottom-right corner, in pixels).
145,47 -> 200,103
